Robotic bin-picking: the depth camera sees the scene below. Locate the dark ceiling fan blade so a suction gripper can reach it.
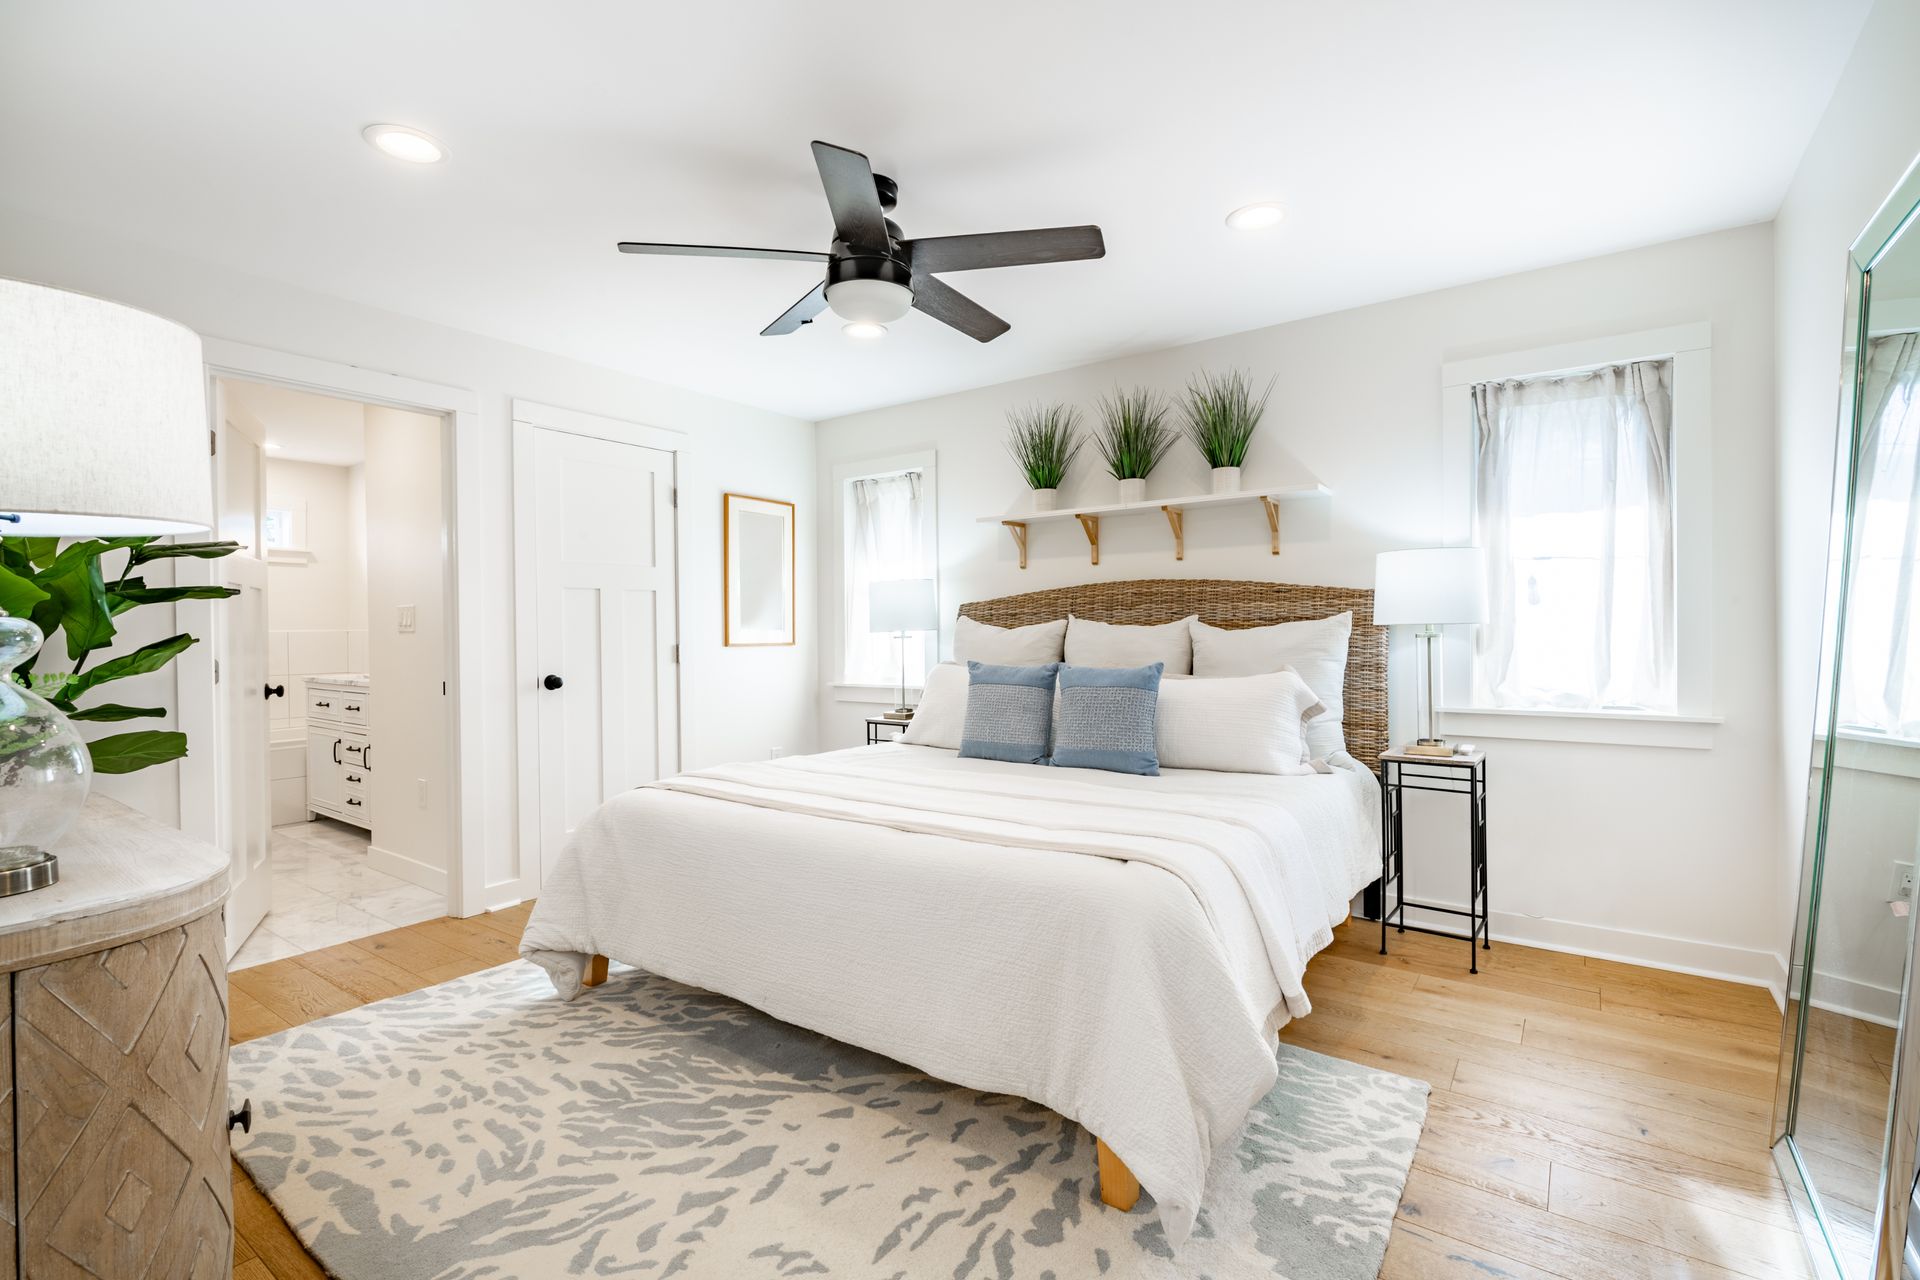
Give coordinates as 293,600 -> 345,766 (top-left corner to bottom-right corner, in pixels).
905,225 -> 1105,274
618,241 -> 828,263
910,274 -> 1009,342
760,281 -> 829,336
810,141 -> 891,251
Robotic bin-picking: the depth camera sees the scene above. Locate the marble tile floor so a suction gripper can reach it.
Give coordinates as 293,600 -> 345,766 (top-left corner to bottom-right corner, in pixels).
231,817 -> 448,969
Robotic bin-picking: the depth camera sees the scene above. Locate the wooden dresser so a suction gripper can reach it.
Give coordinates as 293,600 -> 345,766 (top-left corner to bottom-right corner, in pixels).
0,797 -> 232,1279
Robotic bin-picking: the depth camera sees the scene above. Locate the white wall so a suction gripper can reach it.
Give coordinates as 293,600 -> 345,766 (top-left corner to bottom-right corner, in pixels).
264,457 -> 365,631
0,202 -> 819,911
1773,0 -> 1920,987
363,406 -> 448,888
817,223 -> 1782,985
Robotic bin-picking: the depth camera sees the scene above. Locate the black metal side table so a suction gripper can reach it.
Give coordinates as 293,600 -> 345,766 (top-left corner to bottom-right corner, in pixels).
866,715 -> 911,745
1378,748 -> 1489,972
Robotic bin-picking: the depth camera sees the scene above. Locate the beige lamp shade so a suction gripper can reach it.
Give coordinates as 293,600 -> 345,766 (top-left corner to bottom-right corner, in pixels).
869,578 -> 938,632
0,278 -> 210,536
1373,547 -> 1486,625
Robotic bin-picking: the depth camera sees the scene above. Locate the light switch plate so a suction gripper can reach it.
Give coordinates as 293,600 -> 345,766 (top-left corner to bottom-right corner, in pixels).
398,604 -> 416,633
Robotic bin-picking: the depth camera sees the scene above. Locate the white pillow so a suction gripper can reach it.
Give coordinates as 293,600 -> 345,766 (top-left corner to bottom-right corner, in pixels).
1190,613 -> 1352,760
953,616 -> 1066,665
1064,614 -> 1195,674
1155,671 -> 1324,775
901,662 -> 969,749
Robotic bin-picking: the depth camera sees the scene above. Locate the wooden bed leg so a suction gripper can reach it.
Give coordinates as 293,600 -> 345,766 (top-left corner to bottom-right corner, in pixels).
583,954 -> 609,988
1095,1138 -> 1141,1211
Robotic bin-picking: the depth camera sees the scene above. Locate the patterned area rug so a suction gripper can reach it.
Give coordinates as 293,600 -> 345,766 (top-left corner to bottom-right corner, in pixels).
229,962 -> 1427,1279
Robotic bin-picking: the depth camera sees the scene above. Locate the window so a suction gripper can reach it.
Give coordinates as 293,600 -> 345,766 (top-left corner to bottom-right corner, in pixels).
1471,358 -> 1677,712
839,454 -> 937,686
1835,332 -> 1920,738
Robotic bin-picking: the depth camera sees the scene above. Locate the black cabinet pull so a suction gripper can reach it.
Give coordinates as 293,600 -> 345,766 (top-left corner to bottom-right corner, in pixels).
543,674 -> 564,691
363,745 -> 372,772
346,797 -> 362,808
345,703 -> 361,712
229,1099 -> 252,1133
316,699 -> 332,708
264,683 -> 285,699
332,739 -> 342,765
346,773 -> 362,783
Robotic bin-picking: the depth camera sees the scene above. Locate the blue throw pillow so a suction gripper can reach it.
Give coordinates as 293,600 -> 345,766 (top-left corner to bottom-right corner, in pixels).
958,661 -> 1060,765
1051,663 -> 1165,775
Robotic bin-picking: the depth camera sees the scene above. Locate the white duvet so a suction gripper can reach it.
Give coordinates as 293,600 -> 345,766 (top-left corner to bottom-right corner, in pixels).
520,743 -> 1379,1244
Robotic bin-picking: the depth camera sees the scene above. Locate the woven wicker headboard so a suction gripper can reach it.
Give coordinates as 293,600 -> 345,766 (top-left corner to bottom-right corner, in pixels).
958,578 -> 1387,770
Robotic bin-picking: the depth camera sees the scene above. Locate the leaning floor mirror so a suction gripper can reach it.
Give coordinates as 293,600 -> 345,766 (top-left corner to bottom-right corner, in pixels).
1776,151 -> 1920,1280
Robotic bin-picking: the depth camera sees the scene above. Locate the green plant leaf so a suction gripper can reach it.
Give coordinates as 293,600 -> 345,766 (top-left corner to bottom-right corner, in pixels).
65,703 -> 167,722
0,563 -> 50,618
64,632 -> 196,699
129,540 -> 242,563
111,584 -> 241,609
85,730 -> 187,774
34,552 -> 115,662
16,538 -> 60,568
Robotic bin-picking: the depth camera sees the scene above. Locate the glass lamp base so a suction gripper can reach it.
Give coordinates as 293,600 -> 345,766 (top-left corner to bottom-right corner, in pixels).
0,848 -> 59,897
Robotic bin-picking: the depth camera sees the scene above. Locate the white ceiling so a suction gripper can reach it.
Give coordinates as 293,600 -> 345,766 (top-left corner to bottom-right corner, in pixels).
223,380 -> 366,467
0,1 -> 1870,421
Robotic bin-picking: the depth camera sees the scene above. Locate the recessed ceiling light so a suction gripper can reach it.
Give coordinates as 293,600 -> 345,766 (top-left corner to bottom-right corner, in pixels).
1225,202 -> 1286,232
362,124 -> 447,164
842,321 -> 887,340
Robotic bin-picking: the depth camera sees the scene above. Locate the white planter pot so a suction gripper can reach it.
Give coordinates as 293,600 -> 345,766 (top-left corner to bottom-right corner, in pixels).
1210,466 -> 1243,494
1117,478 -> 1147,504
1031,488 -> 1058,512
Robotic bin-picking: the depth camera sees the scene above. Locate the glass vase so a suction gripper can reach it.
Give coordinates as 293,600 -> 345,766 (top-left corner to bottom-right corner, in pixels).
0,614 -> 91,866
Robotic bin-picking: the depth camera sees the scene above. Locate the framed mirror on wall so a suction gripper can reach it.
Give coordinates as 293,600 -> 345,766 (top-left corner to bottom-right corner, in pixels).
723,492 -> 796,647
1776,150 -> 1920,1280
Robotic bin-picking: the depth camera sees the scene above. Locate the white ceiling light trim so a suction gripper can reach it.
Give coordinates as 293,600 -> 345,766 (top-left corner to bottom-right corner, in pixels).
1225,202 -> 1286,231
825,278 -> 912,326
842,322 -> 886,340
362,123 -> 447,164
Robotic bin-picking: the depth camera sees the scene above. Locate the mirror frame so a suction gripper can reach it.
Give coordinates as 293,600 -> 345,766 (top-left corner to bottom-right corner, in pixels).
1774,148 -> 1920,1280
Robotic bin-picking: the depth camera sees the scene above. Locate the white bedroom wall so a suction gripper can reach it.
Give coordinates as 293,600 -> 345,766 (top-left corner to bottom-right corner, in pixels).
1773,0 -> 1920,1003
0,203 -> 819,909
817,223 -> 1781,985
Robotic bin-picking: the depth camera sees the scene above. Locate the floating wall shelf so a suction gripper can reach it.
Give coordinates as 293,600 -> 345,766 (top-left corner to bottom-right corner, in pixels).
978,483 -> 1330,568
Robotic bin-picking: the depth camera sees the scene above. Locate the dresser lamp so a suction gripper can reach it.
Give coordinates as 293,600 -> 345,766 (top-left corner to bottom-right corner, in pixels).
1373,548 -> 1486,758
0,278 -> 211,894
869,578 -> 938,720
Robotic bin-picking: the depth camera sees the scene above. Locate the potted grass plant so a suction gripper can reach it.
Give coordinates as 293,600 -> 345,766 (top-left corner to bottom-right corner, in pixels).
1181,369 -> 1275,494
1093,388 -> 1175,503
1005,403 -> 1083,512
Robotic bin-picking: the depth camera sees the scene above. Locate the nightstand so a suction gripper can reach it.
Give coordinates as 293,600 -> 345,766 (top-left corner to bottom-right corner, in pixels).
866,715 -> 911,745
1378,748 -> 1489,972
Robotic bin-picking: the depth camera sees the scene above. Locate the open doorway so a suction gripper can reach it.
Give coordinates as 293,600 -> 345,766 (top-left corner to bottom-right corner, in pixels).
214,377 -> 454,968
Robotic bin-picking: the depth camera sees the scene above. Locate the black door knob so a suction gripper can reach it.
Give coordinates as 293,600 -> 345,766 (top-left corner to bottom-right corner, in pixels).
543,674 -> 564,691
229,1099 -> 252,1133
264,683 -> 285,699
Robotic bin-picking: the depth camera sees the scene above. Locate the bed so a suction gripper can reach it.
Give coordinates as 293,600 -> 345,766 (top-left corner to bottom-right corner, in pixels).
520,578 -> 1387,1245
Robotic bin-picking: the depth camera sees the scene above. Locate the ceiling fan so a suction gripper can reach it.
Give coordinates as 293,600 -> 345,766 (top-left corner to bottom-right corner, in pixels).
617,140 -> 1105,343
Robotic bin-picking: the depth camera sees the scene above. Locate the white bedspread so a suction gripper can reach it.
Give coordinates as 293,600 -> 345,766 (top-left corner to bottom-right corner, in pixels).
521,744 -> 1379,1244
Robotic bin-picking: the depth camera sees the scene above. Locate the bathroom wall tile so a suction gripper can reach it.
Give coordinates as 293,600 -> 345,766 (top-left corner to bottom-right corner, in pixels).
346,629 -> 369,672
287,629 -> 348,675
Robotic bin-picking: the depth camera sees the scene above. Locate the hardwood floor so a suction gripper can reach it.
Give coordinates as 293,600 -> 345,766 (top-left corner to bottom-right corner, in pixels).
228,910 -> 1813,1279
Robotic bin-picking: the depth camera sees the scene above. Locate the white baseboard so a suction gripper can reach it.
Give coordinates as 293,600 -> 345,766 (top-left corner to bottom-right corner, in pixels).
369,844 -> 449,895
1391,902 -> 1787,993
1807,971 -> 1901,1027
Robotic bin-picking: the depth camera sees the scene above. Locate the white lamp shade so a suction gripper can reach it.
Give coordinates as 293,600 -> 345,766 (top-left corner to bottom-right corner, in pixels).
869,578 -> 938,633
0,279 -> 211,536
1373,548 -> 1486,625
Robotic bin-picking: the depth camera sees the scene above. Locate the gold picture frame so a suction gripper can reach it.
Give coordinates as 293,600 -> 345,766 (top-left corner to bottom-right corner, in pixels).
723,492 -> 796,646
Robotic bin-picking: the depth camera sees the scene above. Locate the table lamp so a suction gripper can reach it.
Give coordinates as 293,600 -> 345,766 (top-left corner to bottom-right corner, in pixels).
1373,548 -> 1486,758
0,278 -> 211,894
869,578 -> 937,720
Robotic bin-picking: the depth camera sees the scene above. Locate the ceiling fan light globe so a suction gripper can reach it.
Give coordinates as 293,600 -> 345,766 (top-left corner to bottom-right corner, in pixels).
825,278 -> 913,325
842,322 -> 887,340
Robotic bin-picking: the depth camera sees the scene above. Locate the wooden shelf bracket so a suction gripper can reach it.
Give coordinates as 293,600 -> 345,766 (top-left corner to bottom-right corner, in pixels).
1001,520 -> 1029,570
1259,496 -> 1280,555
1076,513 -> 1101,565
1161,505 -> 1184,561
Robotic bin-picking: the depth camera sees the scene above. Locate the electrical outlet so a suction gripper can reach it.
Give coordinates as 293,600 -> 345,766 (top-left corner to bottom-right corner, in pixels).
398,604 -> 416,634
417,778 -> 429,809
1895,861 -> 1915,902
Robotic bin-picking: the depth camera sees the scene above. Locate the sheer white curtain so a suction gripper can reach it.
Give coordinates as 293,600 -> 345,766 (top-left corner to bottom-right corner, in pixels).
1473,358 -> 1675,710
844,470 -> 930,685
1836,333 -> 1920,737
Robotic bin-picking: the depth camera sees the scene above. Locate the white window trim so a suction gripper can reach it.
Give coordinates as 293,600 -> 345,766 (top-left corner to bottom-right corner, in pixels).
831,447 -> 939,686
1437,322 -> 1715,747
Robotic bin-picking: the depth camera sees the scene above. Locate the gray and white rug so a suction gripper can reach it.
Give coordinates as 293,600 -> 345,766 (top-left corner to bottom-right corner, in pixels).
229,962 -> 1427,1279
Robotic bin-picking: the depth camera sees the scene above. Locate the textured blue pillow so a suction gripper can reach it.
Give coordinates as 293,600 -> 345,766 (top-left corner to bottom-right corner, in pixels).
958,661 -> 1061,765
1051,662 -> 1165,775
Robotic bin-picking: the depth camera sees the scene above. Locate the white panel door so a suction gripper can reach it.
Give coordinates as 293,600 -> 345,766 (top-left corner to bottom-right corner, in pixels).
213,387 -> 273,957
532,427 -> 679,876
